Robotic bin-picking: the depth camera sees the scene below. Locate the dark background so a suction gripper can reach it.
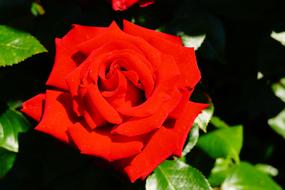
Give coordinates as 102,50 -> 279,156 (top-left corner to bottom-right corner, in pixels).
0,0 -> 285,189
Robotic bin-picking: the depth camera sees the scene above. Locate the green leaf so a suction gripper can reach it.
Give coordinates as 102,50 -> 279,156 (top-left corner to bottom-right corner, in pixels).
0,25 -> 47,67
210,116 -> 229,128
146,160 -> 211,190
221,162 -> 282,190
255,164 -> 279,177
268,109 -> 285,139
272,78 -> 285,102
182,124 -> 199,156
0,148 -> 16,178
0,106 -> 31,152
197,126 -> 243,162
178,32 -> 206,50
195,102 -> 214,133
31,2 -> 45,16
268,78 -> 285,139
208,158 -> 235,187
271,31 -> 285,46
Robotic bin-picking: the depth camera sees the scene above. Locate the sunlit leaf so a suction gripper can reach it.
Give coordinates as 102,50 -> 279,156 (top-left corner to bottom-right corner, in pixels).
178,32 -> 206,50
208,158 -> 235,187
0,25 -> 47,67
210,116 -> 229,129
221,162 -> 282,190
268,109 -> 285,139
271,31 -> 285,46
255,164 -> 279,177
268,78 -> 285,139
182,124 -> 199,156
0,105 -> 31,152
146,160 -> 211,190
195,102 -> 214,133
197,125 -> 243,162
31,2 -> 45,16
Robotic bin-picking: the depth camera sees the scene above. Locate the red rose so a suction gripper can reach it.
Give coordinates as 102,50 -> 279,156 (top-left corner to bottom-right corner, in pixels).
21,20 -> 207,182
110,0 -> 154,11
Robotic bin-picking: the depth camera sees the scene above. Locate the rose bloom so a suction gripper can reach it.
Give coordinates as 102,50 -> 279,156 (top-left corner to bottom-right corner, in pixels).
22,20 -> 207,182
110,0 -> 154,11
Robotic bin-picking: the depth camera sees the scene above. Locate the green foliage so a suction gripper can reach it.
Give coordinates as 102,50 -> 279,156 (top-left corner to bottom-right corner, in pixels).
179,32 -> 206,50
182,124 -> 200,156
268,78 -> 285,139
0,105 -> 31,152
0,25 -> 47,67
31,2 -> 45,17
268,110 -> 285,139
0,102 -> 31,179
221,162 -> 282,190
197,126 -> 243,162
255,164 -> 279,177
182,100 -> 214,157
210,116 -> 230,129
145,160 -> 211,190
208,158 -> 235,187
0,148 -> 16,178
271,31 -> 285,46
195,103 -> 214,133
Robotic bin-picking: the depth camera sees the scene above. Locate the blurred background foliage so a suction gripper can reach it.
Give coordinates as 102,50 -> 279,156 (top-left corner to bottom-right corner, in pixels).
0,0 -> 285,189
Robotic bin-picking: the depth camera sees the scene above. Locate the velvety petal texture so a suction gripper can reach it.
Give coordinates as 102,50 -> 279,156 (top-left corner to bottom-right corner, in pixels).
21,21 -> 206,182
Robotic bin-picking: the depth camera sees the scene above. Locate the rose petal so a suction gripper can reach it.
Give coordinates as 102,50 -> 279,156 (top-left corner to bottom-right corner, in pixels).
21,93 -> 45,122
123,127 -> 178,182
169,88 -> 192,118
112,88 -> 182,136
99,49 -> 155,96
84,84 -> 123,124
78,21 -> 161,72
106,80 -> 144,110
138,0 -> 154,7
35,90 -> 77,143
46,25 -> 106,90
101,70 -> 127,97
99,60 -> 120,92
117,54 -> 180,117
172,101 -> 208,156
68,122 -> 143,161
82,109 -> 105,129
123,20 -> 182,45
65,51 -> 103,116
112,0 -> 138,11
123,20 -> 200,88
46,38 -> 79,90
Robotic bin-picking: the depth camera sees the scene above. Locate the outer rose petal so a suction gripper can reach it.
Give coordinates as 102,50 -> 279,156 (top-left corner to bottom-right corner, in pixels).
169,88 -> 192,118
46,25 -> 106,90
121,102 -> 207,182
68,122 -> 143,161
172,101 -> 208,156
123,127 -> 178,182
21,93 -> 45,122
35,90 -> 77,143
123,20 -> 182,45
